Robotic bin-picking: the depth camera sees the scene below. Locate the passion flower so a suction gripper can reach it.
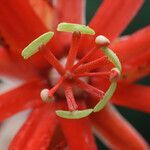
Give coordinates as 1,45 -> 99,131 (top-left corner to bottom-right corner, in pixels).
0,0 -> 149,149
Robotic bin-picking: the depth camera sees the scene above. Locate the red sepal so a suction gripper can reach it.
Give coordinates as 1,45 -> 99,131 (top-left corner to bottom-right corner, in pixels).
112,84 -> 150,113
9,104 -> 57,150
91,104 -> 149,149
56,101 -> 97,150
0,78 -> 46,121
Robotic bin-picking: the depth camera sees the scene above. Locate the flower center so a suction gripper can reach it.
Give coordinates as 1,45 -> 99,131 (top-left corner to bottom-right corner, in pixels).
21,23 -> 121,119
48,57 -> 85,98
41,31 -> 109,111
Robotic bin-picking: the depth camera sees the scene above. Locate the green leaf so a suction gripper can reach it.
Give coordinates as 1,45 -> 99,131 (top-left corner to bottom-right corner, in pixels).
21,32 -> 54,59
57,22 -> 95,35
93,81 -> 117,112
101,47 -> 122,71
56,109 -> 93,119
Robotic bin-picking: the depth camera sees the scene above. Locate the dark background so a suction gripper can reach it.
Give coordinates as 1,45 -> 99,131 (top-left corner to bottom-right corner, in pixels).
86,0 -> 150,149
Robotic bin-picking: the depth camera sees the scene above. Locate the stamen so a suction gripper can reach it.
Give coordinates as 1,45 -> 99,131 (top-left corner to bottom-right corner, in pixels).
75,79 -> 104,98
56,109 -> 93,119
93,81 -> 117,112
64,83 -> 78,111
72,46 -> 99,71
57,22 -> 95,35
44,48 -> 65,75
21,32 -> 54,59
66,31 -> 81,69
95,35 -> 121,71
101,47 -> 122,71
74,71 -> 110,78
72,35 -> 110,71
74,56 -> 107,73
93,68 -> 120,112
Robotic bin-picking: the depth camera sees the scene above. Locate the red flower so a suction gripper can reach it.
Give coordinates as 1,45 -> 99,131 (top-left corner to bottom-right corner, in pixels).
0,0 -> 149,149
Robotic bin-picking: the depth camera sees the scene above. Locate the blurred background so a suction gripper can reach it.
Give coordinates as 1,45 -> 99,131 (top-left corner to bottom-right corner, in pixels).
86,0 -> 150,149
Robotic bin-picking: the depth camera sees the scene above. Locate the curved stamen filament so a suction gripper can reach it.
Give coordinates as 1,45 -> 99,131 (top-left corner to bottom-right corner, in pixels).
64,82 -> 78,111
74,56 -> 107,73
74,71 -> 110,78
74,79 -> 104,98
66,31 -> 81,69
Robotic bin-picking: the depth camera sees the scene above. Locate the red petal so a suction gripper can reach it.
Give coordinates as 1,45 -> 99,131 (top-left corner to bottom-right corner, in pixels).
54,0 -> 85,46
89,0 -> 144,41
55,0 -> 85,24
111,26 -> 150,62
49,125 -> 67,149
56,101 -> 97,150
0,47 -> 38,79
78,1 -> 144,60
29,0 -> 55,29
0,0 -> 63,69
0,61 -> 38,79
112,84 -> 150,113
0,1 -> 47,53
9,104 -> 57,150
0,78 -> 46,121
0,47 -> 10,62
91,104 -> 149,149
121,50 -> 150,83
